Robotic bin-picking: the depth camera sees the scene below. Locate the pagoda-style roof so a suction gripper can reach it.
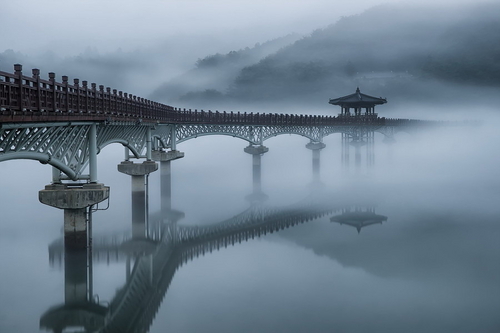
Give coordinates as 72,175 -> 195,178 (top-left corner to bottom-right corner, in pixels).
329,87 -> 387,107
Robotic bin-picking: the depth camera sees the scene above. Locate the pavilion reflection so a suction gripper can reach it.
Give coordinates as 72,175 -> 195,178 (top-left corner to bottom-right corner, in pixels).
330,206 -> 388,233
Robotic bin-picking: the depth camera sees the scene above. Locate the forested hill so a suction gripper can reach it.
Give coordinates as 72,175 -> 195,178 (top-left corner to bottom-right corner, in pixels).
148,34 -> 300,105
151,2 -> 500,109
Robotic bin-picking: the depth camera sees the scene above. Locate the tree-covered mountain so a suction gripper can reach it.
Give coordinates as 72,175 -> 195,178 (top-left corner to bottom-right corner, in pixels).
151,2 -> 500,109
148,34 -> 300,105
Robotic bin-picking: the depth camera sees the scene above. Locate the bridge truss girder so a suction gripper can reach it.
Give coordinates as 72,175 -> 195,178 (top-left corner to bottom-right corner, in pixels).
0,121 -> 396,181
0,122 -> 154,181
152,123 -> 393,149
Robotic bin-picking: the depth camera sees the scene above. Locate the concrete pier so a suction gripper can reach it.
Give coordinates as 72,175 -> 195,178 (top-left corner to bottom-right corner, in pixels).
118,161 -> 158,239
306,142 -> 326,184
151,150 -> 184,220
244,145 -> 269,202
39,183 -> 109,249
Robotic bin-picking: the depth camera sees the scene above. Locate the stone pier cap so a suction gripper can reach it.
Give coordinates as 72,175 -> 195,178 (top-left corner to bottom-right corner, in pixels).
306,142 -> 326,150
152,149 -> 184,162
118,160 -> 158,176
244,145 -> 269,155
39,183 -> 110,209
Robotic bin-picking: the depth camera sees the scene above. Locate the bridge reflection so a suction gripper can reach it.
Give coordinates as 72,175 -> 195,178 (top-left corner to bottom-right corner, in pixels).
41,189 -> 388,333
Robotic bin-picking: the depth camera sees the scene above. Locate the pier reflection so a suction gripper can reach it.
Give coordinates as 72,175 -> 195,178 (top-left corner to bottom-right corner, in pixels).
41,190 -> 387,333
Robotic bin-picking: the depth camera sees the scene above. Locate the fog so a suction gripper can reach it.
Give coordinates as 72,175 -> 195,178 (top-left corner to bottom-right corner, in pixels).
1,1 -> 500,332
2,0 -> 496,102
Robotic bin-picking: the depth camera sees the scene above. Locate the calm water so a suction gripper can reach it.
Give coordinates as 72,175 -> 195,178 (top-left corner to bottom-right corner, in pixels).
1,118 -> 500,333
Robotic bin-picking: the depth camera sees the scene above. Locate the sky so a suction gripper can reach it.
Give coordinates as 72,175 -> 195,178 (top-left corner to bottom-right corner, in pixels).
0,0 -> 484,56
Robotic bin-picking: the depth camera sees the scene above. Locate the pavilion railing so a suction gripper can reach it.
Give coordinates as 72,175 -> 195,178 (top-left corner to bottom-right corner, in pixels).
0,64 -> 438,127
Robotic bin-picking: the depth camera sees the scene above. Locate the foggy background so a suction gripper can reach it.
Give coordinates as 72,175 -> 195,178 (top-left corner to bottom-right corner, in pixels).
1,0 -> 498,112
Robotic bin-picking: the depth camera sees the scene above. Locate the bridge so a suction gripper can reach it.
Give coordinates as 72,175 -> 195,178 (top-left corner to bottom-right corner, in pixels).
1,64 -> 440,249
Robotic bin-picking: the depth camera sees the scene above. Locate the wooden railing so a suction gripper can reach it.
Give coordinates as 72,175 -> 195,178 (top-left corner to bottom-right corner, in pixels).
0,64 -> 176,121
0,64 -> 437,127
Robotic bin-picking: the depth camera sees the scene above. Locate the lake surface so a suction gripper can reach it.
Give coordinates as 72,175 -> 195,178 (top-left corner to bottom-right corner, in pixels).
1,115 -> 499,333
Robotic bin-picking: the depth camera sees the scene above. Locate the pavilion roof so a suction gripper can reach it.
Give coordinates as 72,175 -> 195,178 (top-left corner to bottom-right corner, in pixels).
329,87 -> 387,107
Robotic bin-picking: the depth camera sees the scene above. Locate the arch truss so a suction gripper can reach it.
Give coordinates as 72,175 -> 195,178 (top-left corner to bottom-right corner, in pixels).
0,121 -> 154,180
1,121 -> 396,180
152,123 -> 392,149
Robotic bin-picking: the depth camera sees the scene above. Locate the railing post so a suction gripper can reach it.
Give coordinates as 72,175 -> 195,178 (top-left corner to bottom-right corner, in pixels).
106,87 -> 111,113
49,72 -> 56,112
32,68 -> 41,112
82,81 -> 89,113
118,91 -> 123,115
14,64 -> 23,111
113,89 -> 117,114
91,83 -> 97,113
124,93 -> 128,115
99,85 -> 104,113
74,79 -> 81,113
62,75 -> 69,112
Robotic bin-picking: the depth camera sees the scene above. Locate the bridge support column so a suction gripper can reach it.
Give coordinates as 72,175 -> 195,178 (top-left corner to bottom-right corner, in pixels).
118,161 -> 158,239
151,149 -> 185,222
39,183 -> 109,249
306,141 -> 326,185
244,145 -> 269,202
350,139 -> 366,173
341,133 -> 350,172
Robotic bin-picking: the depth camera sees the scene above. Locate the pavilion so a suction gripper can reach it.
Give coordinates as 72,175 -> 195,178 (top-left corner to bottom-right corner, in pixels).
329,87 -> 387,117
